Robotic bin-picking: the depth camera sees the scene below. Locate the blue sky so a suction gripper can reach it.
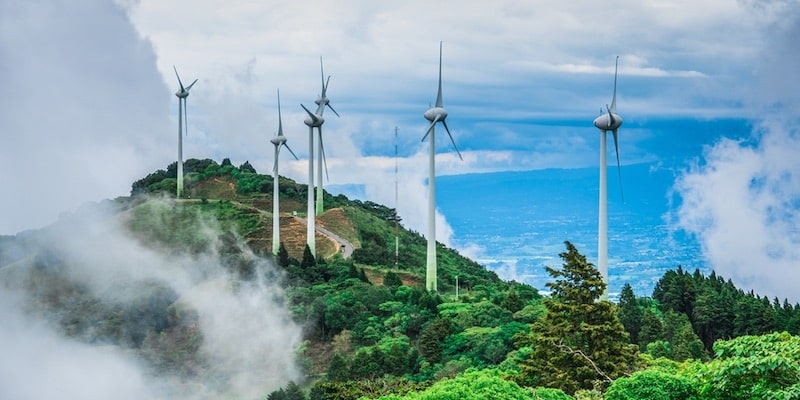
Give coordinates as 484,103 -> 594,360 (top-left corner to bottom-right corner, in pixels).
2,0 -> 799,299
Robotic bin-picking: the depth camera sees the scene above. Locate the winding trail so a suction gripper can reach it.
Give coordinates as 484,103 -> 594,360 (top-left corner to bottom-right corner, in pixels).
292,216 -> 354,259
184,199 -> 354,259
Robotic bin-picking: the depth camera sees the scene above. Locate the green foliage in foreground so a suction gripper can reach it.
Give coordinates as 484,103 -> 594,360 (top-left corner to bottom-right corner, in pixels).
605,370 -> 698,400
372,369 -> 541,400
687,331 -> 800,399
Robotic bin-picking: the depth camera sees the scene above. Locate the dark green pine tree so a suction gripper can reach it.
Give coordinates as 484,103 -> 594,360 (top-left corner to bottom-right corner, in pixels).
383,270 -> 403,288
638,308 -> 664,351
277,242 -> 291,268
617,283 -> 642,344
501,290 -> 525,313
327,353 -> 350,382
517,241 -> 637,394
301,244 -> 316,269
282,381 -> 305,400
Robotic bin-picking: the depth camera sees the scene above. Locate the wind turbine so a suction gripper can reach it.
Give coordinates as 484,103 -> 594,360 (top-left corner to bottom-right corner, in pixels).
312,57 -> 339,215
592,56 -> 623,300
173,66 -> 197,198
421,41 -> 463,292
271,89 -> 298,256
300,57 -> 339,255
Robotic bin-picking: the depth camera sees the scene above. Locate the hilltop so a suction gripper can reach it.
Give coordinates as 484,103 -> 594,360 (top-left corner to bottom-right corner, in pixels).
130,157 -> 503,290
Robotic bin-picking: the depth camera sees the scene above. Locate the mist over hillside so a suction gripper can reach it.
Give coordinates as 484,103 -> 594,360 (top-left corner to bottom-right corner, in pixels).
0,197 -> 302,399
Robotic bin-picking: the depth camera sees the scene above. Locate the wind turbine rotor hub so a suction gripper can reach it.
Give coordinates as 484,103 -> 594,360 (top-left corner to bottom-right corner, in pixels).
175,90 -> 189,98
593,114 -> 622,131
271,136 -> 286,146
304,115 -> 324,127
424,107 -> 447,123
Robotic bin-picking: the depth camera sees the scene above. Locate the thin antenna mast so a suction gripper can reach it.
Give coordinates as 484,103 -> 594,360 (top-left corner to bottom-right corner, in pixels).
394,126 -> 399,266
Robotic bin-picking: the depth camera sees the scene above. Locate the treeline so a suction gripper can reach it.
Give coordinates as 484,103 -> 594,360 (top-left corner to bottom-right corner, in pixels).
618,266 -> 800,361
267,242 -> 800,399
131,157 -> 307,198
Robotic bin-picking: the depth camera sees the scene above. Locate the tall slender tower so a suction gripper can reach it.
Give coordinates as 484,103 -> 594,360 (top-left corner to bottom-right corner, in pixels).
394,126 -> 400,266
592,56 -> 623,300
421,42 -> 462,291
301,58 -> 339,254
173,66 -> 197,198
271,90 -> 298,256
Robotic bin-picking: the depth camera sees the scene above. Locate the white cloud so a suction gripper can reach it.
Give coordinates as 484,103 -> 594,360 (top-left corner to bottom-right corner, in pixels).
673,122 -> 800,301
0,0 -> 172,234
672,2 -> 800,301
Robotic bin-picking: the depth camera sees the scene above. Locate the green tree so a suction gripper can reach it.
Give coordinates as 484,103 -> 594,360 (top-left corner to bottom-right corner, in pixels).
688,332 -> 800,400
530,387 -> 573,399
375,368 -> 534,400
418,317 -> 452,364
501,290 -> 525,313
239,160 -> 257,173
638,307 -> 664,350
516,242 -> 637,394
653,266 -> 696,318
283,381 -> 305,400
301,244 -> 316,268
617,283 -> 642,344
327,352 -> 349,382
277,242 -> 290,268
605,370 -> 698,400
663,311 -> 705,361
384,271 -> 403,288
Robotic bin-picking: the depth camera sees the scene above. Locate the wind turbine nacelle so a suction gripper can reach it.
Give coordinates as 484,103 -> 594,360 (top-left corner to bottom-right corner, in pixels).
271,136 -> 286,146
593,113 -> 623,131
424,107 -> 447,123
314,97 -> 327,106
175,90 -> 189,98
304,115 -> 324,127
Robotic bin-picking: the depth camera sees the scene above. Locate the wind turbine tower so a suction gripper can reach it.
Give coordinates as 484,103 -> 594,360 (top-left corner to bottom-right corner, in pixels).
173,66 -> 197,198
271,90 -> 299,256
421,42 -> 463,291
592,56 -> 624,300
301,57 -> 339,254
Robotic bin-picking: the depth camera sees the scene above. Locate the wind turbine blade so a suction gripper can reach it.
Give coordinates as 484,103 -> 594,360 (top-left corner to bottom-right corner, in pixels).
184,98 -> 189,137
606,104 -> 615,127
323,75 -> 331,97
327,103 -> 340,117
186,78 -> 198,92
611,55 -> 619,113
173,66 -> 185,91
441,120 -> 463,161
421,116 -> 439,142
319,57 -> 326,95
612,129 -> 624,202
435,41 -> 443,108
300,104 -> 320,124
319,129 -> 330,181
277,89 -> 284,136
284,143 -> 299,160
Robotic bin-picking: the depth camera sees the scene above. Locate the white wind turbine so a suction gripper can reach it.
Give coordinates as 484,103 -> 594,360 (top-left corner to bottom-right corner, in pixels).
300,57 -> 339,255
592,56 -> 624,300
173,66 -> 197,198
421,41 -> 463,292
271,90 -> 298,256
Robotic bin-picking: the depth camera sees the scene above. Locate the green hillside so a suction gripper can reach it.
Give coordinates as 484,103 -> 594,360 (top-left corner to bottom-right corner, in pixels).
2,158 -> 800,399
